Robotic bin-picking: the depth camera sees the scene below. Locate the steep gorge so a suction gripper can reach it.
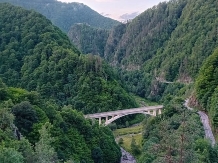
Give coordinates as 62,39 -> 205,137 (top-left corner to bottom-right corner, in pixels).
68,0 -> 218,82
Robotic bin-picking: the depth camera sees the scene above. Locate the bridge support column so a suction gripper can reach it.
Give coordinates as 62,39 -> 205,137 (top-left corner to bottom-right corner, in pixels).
153,110 -> 156,116
99,118 -> 101,125
148,110 -> 151,115
106,116 -> 108,123
158,109 -> 162,115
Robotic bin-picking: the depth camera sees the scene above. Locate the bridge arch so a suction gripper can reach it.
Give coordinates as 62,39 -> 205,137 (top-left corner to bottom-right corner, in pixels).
84,105 -> 163,126
104,111 -> 156,126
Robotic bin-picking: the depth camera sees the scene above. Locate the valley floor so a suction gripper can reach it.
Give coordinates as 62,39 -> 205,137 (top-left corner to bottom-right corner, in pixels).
113,124 -> 143,162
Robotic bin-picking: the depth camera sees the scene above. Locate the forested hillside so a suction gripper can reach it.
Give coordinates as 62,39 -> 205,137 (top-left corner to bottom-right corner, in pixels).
1,1 -> 218,162
68,0 -> 218,101
145,0 -> 218,81
68,24 -> 109,58
195,48 -> 218,134
0,3 -> 137,114
68,0 -> 218,162
0,80 -> 121,163
139,95 -> 218,163
68,0 -> 187,69
0,3 -> 140,163
69,0 -> 218,80
0,0 -> 120,33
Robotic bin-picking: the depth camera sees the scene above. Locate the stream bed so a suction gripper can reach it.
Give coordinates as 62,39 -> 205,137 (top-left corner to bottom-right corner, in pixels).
120,147 -> 136,163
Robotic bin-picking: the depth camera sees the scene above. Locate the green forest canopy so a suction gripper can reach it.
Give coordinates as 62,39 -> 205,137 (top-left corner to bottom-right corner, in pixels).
0,79 -> 121,162
195,48 -> 218,132
0,3 -> 137,114
68,0 -> 218,101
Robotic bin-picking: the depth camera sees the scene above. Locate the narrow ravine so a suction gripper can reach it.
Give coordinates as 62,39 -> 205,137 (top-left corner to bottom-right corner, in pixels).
184,99 -> 216,146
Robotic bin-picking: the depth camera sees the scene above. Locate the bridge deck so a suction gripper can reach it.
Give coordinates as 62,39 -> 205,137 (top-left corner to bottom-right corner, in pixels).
85,105 -> 163,118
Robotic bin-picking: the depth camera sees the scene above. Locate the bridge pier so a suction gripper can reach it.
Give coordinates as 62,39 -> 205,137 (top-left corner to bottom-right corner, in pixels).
153,110 -> 156,116
99,118 -> 101,125
158,109 -> 162,115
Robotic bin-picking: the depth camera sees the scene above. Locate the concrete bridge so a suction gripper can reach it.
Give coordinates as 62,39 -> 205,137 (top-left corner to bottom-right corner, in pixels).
84,105 -> 163,125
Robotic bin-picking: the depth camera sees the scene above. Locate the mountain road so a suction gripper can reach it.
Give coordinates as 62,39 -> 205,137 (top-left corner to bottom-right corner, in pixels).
184,99 -> 215,146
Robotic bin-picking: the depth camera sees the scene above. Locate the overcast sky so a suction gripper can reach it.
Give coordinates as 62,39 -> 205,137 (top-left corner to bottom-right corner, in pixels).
58,0 -> 169,21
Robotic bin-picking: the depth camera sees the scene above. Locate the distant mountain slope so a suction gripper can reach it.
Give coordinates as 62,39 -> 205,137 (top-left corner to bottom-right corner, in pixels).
0,0 -> 120,33
68,23 -> 109,57
68,0 -> 218,82
68,0 -> 187,67
0,3 -> 137,114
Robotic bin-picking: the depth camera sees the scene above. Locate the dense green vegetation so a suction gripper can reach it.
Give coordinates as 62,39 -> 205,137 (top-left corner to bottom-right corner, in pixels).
195,48 -> 218,134
68,24 -> 109,57
117,70 -> 166,101
0,3 -> 137,114
0,80 -> 121,162
69,0 -> 187,69
0,0 -> 120,33
133,83 -> 218,163
0,4 -> 139,162
146,0 -> 218,81
114,125 -> 143,157
1,0 -> 218,162
113,125 -> 142,137
139,94 -> 218,163
68,0 -> 218,100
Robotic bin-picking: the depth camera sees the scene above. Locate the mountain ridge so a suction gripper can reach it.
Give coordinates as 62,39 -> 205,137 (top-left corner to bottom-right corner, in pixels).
0,3 -> 137,114
0,0 -> 120,33
68,0 -> 218,82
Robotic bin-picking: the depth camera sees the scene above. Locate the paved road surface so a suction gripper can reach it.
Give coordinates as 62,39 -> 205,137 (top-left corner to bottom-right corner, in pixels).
198,111 -> 216,146
184,99 -> 216,146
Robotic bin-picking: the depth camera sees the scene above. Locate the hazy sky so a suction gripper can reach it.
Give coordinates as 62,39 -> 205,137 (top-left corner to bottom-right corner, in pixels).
58,0 -> 169,21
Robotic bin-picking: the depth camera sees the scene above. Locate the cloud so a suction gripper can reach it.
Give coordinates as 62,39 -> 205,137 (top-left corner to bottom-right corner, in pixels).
119,12 -> 139,21
100,12 -> 111,17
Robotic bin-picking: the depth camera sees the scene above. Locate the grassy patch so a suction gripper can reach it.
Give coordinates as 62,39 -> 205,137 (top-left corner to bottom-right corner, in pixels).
113,125 -> 142,137
114,124 -> 143,159
119,134 -> 142,152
